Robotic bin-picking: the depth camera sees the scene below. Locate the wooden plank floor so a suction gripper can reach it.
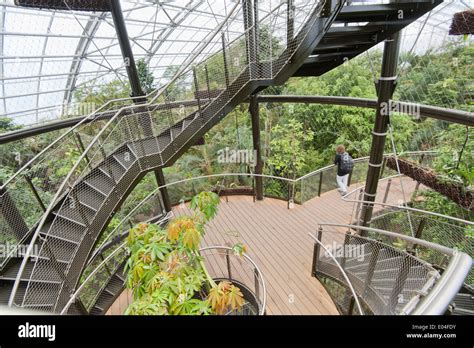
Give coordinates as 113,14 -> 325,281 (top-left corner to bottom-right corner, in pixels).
107,177 -> 418,315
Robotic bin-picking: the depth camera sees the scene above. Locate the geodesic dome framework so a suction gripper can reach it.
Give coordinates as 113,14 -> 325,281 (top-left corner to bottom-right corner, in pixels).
0,0 -> 472,127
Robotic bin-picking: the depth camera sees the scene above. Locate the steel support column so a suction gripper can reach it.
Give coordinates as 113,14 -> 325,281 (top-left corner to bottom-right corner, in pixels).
109,0 -> 172,212
359,32 -> 401,233
108,0 -> 145,101
154,169 -> 172,213
250,94 -> 263,200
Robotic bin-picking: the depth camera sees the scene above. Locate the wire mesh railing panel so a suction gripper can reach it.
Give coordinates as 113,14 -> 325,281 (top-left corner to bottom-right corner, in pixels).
199,246 -> 265,315
313,227 -> 440,315
370,209 -> 474,285
79,248 -> 128,312
11,0 -> 343,311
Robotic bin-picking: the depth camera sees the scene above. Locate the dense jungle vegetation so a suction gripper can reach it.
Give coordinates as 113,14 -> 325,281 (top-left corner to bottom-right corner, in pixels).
0,42 -> 472,233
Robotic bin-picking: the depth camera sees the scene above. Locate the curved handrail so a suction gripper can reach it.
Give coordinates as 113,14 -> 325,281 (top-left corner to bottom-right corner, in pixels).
199,246 -> 267,316
60,241 -> 127,315
8,0 -> 244,307
11,0 -> 328,308
61,244 -> 267,316
411,251 -> 473,315
318,223 -> 457,256
317,223 -> 473,315
0,0 -> 242,190
342,193 -> 474,226
296,150 -> 437,182
308,233 -> 364,315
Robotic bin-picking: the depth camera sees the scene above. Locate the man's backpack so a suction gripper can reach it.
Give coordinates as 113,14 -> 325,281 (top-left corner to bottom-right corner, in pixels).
340,152 -> 354,172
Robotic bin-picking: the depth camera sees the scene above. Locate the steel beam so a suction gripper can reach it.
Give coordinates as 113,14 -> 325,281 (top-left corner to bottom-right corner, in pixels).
64,12 -> 108,105
154,168 -> 171,213
359,32 -> 401,232
108,0 -> 145,100
257,95 -> 474,127
249,94 -> 263,200
2,95 -> 473,144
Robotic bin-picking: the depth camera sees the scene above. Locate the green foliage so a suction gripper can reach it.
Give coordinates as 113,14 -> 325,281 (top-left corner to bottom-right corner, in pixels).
125,191 -> 246,315
429,124 -> 473,188
74,79 -> 130,106
137,59 -> 155,94
267,118 -> 313,179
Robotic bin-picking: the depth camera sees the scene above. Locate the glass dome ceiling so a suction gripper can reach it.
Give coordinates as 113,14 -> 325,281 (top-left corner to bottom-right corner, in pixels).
0,0 -> 472,126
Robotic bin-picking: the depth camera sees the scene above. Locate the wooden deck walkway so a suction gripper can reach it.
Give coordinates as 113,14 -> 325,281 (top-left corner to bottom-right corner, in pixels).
107,177 -> 418,315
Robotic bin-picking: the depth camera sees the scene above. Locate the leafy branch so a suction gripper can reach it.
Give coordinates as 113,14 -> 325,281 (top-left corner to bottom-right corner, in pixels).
125,191 -> 246,315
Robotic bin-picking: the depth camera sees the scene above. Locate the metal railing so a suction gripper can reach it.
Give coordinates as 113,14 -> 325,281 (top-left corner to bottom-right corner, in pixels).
313,223 -> 472,315
9,0 -> 335,311
0,0 -> 243,270
309,232 -> 364,315
200,246 -> 266,315
296,151 -> 436,204
61,245 -> 266,316
61,241 -> 128,315
60,167 -> 472,315
340,162 -> 474,286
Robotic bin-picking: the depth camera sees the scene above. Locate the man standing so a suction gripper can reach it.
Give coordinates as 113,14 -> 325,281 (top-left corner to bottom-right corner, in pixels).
334,145 -> 354,196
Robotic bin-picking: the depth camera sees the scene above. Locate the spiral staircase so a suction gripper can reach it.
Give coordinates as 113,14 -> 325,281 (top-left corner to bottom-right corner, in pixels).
0,0 -> 446,314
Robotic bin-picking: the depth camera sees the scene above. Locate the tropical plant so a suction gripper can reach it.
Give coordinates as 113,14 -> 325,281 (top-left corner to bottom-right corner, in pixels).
267,118 -> 314,179
124,191 -> 246,315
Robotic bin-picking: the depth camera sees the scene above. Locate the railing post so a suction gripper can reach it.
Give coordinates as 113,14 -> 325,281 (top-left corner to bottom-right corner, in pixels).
411,181 -> 421,201
73,131 -> 90,165
415,218 -> 426,239
379,156 -> 387,179
204,65 -> 211,101
99,254 -> 113,277
24,174 -> 46,212
287,0 -> 294,44
192,67 -> 203,123
387,255 -> 411,314
419,153 -> 425,165
318,171 -> 323,197
354,188 -> 364,225
347,296 -> 355,315
363,243 -> 381,295
154,168 -> 172,213
71,297 -> 89,315
312,227 -> 323,276
254,267 -> 260,300
383,178 -> 392,203
225,249 -> 232,280
339,233 -> 351,269
221,32 -> 230,88
410,217 -> 426,252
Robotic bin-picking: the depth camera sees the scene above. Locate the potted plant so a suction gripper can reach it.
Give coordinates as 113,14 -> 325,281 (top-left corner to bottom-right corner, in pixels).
124,191 -> 256,315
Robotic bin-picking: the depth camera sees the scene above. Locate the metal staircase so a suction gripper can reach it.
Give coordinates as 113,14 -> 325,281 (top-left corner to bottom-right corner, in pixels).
295,0 -> 442,77
312,224 -> 472,315
0,0 -> 443,314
